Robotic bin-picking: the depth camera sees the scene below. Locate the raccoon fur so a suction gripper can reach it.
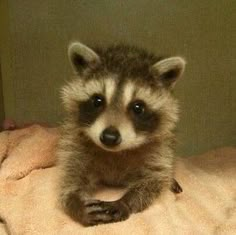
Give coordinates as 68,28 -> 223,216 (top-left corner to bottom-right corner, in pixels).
57,41 -> 185,226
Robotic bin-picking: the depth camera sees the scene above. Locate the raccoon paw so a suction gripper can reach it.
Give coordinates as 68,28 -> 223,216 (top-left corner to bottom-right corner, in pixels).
82,199 -> 130,226
170,179 -> 183,194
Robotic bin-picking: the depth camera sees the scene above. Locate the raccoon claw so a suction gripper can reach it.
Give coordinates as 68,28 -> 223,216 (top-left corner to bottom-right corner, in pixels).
171,179 -> 183,194
83,199 -> 130,226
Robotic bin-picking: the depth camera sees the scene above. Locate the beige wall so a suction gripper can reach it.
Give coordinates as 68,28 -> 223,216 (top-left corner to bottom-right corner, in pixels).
1,0 -> 235,156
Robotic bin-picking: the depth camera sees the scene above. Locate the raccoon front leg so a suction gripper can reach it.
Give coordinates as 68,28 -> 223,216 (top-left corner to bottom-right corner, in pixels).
84,178 -> 168,225
60,173 -> 130,226
59,175 -> 96,226
120,177 -> 167,214
61,189 -> 130,226
82,199 -> 130,225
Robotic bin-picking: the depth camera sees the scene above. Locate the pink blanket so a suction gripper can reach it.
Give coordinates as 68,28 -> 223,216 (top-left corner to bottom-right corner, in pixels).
0,125 -> 235,234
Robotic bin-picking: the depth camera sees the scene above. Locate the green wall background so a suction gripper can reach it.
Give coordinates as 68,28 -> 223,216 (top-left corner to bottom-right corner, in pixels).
1,0 -> 235,156
0,64 -> 4,126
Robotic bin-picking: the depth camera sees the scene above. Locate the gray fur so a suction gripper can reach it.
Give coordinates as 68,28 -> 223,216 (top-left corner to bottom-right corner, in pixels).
57,41 -> 185,226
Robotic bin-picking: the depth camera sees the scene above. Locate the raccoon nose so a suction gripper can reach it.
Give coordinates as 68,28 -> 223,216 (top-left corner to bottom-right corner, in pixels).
100,127 -> 121,147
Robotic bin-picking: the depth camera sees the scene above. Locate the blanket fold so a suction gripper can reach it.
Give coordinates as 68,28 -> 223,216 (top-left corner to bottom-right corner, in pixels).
0,125 -> 235,235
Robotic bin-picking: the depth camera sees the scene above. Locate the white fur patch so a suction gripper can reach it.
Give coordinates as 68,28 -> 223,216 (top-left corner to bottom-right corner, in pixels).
122,82 -> 135,107
119,121 -> 146,150
122,81 -> 169,111
62,78 -> 104,101
86,115 -> 106,147
105,79 -> 117,104
61,78 -> 104,113
84,79 -> 104,97
135,87 -> 169,110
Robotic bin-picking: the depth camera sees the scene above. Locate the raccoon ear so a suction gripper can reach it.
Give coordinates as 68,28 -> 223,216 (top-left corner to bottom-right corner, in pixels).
151,57 -> 186,89
68,41 -> 100,74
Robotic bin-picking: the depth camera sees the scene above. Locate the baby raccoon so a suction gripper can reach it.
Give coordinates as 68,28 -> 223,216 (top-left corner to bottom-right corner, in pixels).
57,41 -> 185,226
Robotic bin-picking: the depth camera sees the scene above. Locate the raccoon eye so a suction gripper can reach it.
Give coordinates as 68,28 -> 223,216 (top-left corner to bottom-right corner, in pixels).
92,95 -> 105,108
131,101 -> 145,115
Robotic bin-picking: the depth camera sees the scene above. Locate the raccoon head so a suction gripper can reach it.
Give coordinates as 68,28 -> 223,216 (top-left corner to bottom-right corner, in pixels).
62,41 -> 186,152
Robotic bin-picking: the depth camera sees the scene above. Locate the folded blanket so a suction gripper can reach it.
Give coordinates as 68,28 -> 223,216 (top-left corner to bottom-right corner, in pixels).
0,125 -> 235,235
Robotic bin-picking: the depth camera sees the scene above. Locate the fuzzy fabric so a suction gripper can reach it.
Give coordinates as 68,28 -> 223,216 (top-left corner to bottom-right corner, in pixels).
0,125 -> 235,235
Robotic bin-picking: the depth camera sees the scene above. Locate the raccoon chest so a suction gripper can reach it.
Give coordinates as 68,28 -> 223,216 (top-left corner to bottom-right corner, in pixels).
89,158 -> 131,187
